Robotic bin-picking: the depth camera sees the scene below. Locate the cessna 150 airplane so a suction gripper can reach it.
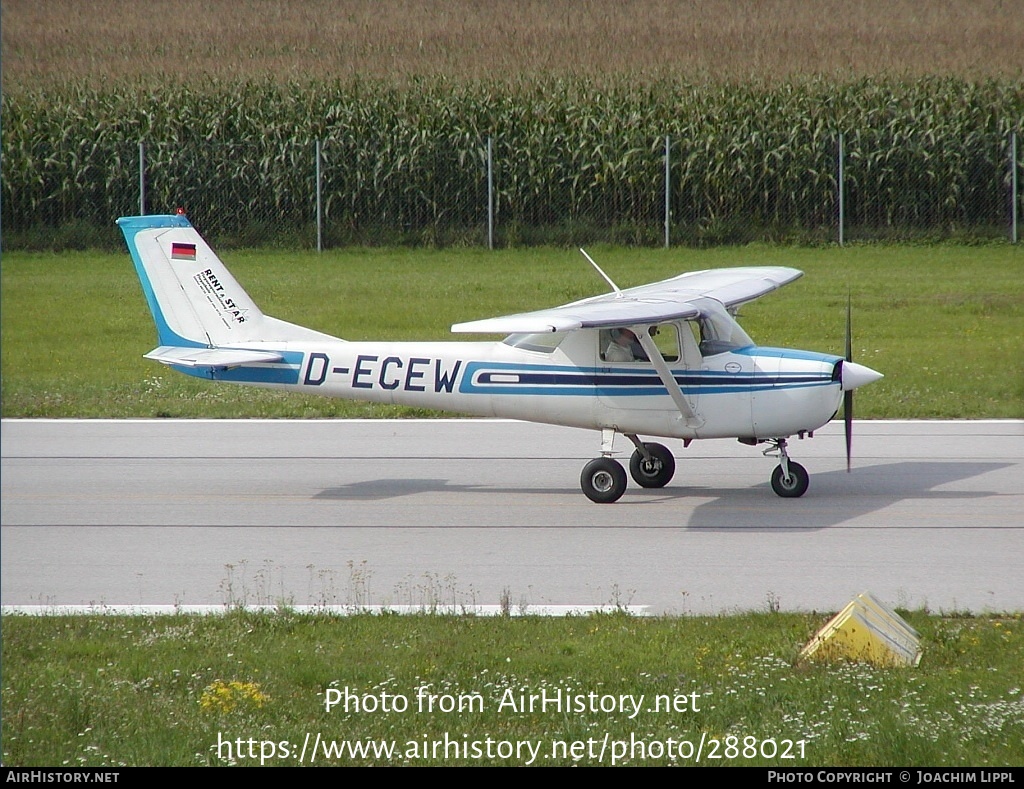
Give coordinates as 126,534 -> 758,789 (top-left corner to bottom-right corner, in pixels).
118,213 -> 882,503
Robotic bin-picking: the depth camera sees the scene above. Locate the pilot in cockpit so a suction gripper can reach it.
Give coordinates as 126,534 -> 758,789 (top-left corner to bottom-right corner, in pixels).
604,328 -> 648,362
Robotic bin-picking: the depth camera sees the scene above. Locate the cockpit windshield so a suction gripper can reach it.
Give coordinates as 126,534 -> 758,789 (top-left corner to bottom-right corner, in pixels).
692,298 -> 755,356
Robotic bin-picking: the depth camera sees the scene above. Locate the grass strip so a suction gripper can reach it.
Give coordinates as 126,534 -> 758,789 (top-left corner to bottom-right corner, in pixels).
2,610 -> 1021,766
3,244 -> 1021,419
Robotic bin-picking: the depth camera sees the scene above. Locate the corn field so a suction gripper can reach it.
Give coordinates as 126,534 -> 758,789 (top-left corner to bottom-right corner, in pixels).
2,77 -> 1021,249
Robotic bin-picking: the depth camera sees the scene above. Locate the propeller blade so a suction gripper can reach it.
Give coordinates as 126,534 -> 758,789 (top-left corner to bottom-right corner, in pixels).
845,294 -> 853,472
845,389 -> 853,472
845,293 -> 853,363
840,294 -> 882,472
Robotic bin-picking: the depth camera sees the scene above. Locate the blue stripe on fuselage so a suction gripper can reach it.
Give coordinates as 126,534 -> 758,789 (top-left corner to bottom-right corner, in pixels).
460,356 -> 836,397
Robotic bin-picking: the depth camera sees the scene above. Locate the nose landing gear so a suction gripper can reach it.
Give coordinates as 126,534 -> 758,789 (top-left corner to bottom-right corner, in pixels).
764,437 -> 809,498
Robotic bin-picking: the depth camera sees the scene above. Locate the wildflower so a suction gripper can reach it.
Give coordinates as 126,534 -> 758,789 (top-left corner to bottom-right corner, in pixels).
200,680 -> 270,713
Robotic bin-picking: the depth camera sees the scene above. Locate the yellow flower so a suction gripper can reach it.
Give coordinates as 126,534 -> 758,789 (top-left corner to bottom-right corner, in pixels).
200,680 -> 270,713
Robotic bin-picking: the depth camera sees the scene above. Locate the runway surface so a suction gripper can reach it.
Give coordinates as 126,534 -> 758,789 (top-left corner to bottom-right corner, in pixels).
2,419 -> 1022,615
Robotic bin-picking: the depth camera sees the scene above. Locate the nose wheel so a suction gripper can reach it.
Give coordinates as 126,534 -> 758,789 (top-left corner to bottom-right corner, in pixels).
770,461 -> 809,497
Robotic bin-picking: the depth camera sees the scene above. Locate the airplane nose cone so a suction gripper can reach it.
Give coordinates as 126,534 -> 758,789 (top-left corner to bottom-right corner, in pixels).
841,360 -> 884,391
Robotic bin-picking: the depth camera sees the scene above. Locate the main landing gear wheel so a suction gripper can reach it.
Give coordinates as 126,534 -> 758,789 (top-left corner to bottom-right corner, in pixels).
628,442 -> 676,488
581,458 -> 628,503
770,462 -> 809,498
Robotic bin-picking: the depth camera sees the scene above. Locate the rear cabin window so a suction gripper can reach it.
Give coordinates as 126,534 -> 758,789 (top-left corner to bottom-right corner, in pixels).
503,332 -> 567,353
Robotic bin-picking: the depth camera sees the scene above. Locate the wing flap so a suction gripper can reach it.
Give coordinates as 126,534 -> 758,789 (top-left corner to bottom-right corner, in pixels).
144,346 -> 285,368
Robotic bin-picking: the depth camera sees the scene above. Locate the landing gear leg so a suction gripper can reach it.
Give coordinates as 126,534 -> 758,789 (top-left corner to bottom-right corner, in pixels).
764,438 -> 809,498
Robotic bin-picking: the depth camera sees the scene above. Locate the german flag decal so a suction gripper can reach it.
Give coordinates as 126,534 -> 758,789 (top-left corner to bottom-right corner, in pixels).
171,242 -> 197,261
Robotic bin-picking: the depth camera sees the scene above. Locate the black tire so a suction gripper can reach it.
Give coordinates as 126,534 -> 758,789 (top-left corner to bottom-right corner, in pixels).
770,462 -> 809,498
581,458 -> 628,503
629,443 -> 676,488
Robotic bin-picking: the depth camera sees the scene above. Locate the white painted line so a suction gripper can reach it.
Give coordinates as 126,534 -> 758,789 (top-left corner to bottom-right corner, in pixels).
2,604 -> 651,617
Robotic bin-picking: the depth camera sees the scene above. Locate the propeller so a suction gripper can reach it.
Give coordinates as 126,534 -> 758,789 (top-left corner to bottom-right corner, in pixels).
839,294 -> 884,471
844,294 -> 853,472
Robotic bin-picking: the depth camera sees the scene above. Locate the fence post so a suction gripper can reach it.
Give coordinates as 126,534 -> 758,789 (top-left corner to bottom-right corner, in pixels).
315,140 -> 323,252
664,135 -> 671,248
1012,130 -> 1019,244
138,141 -> 146,215
837,133 -> 845,246
487,136 -> 494,250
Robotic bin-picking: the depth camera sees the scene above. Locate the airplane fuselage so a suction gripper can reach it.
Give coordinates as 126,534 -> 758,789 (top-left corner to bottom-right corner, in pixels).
177,333 -> 844,442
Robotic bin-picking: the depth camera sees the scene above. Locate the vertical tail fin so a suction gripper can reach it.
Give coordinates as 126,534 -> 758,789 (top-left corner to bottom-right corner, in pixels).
117,214 -> 268,349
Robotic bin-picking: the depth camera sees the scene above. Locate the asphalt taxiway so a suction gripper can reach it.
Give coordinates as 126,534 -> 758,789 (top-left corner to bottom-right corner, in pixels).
2,419 -> 1021,614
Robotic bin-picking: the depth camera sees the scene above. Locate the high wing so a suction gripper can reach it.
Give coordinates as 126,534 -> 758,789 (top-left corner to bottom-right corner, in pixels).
450,266 -> 802,334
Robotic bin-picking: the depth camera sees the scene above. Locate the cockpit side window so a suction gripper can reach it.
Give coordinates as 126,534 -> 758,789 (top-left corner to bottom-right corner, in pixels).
599,323 -> 679,363
649,323 -> 679,362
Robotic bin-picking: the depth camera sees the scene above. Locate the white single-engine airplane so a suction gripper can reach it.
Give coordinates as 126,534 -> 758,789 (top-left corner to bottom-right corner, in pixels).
119,213 -> 882,502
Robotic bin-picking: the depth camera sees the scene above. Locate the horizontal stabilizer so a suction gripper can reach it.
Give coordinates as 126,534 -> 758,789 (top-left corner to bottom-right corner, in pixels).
144,346 -> 284,368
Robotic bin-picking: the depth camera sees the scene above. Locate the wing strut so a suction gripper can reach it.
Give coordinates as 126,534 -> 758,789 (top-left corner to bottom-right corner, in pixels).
633,327 -> 704,429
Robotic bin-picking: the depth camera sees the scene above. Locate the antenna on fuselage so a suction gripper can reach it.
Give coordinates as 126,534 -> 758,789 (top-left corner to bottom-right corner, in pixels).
579,248 -> 623,297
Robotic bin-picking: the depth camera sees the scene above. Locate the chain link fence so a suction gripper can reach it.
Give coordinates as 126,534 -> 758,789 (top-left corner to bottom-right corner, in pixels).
3,132 -> 1020,250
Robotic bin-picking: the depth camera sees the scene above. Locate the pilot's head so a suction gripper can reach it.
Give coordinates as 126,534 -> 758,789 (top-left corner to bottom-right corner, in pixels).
612,328 -> 636,345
